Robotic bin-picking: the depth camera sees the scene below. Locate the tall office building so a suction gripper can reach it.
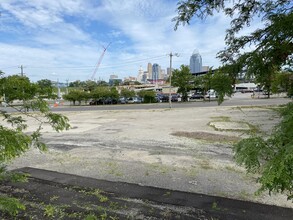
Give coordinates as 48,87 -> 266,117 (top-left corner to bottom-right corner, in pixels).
189,50 -> 202,73
152,63 -> 160,82
147,63 -> 152,79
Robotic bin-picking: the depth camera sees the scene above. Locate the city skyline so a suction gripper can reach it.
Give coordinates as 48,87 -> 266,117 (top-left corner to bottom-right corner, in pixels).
0,1 -> 261,83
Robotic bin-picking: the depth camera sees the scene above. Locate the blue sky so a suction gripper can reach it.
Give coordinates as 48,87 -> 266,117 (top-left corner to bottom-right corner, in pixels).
0,0 -> 235,82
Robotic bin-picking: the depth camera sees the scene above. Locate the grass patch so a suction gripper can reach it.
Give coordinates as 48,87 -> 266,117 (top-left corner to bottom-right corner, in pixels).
210,116 -> 231,122
208,115 -> 261,135
171,131 -> 241,143
147,163 -> 170,174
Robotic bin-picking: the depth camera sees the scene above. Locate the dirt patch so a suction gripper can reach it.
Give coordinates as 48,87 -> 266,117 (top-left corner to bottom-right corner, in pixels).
171,131 -> 241,143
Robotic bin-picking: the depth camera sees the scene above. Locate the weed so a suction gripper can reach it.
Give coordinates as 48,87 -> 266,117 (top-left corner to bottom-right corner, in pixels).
49,195 -> 59,202
100,211 -> 108,220
109,202 -> 120,210
43,204 -> 56,218
163,191 -> 171,196
148,163 -> 170,174
90,189 -> 109,203
0,196 -> 25,216
85,213 -> 98,220
211,202 -> 220,211
106,161 -> 123,177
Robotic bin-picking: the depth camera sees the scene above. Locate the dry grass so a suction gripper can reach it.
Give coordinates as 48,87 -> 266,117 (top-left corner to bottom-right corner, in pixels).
171,131 -> 241,143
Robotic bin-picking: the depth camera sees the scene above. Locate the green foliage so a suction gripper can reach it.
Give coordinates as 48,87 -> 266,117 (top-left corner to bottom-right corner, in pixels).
36,79 -> 56,99
0,73 -> 71,216
210,71 -> 233,104
234,103 -> 293,200
120,88 -> 135,99
0,196 -> 26,216
83,80 -> 98,92
174,0 -> 293,98
45,112 -> 70,132
69,80 -> 84,88
63,89 -> 88,105
174,0 -> 293,200
109,87 -> 119,99
271,71 -> 293,95
172,65 -> 194,101
137,90 -> 156,103
0,75 -> 37,103
85,214 -> 98,220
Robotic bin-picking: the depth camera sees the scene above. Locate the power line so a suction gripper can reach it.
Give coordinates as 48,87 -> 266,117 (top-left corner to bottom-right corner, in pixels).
17,54 -> 166,70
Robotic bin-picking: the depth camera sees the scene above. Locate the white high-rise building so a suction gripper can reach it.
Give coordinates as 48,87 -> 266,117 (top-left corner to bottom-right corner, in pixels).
189,50 -> 202,73
137,66 -> 144,82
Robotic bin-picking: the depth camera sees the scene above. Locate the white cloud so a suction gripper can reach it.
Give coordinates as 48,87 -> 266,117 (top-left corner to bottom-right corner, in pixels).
1,0 -> 260,82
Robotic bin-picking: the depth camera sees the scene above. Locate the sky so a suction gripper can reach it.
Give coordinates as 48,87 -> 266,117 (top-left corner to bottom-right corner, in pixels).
0,0 -> 235,83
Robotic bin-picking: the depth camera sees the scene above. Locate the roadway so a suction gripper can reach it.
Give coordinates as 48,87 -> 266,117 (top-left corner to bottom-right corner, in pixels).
1,93 -> 291,113
50,95 -> 291,112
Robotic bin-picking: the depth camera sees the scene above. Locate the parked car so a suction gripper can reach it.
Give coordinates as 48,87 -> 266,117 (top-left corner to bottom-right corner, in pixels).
104,98 -> 118,104
118,97 -> 126,104
205,89 -> 218,99
127,97 -> 142,104
171,94 -> 179,102
160,94 -> 179,102
133,97 -> 142,103
190,93 -> 204,100
89,99 -> 97,105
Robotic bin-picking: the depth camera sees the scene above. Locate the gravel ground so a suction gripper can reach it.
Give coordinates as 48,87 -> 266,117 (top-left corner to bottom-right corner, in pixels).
7,97 -> 293,208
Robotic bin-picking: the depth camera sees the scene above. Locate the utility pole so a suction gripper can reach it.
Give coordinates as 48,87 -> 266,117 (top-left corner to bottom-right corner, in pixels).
19,65 -> 25,76
168,52 -> 179,108
66,79 -> 69,94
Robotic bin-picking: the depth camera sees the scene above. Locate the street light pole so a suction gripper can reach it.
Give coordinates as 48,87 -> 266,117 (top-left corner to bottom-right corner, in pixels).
168,52 -> 178,108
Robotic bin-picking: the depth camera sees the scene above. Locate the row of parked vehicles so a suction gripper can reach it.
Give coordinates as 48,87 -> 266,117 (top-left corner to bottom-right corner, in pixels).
89,90 -> 217,105
89,96 -> 143,105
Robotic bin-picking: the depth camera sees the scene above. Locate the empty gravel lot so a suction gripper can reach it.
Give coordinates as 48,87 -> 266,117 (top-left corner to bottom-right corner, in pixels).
8,96 -> 293,208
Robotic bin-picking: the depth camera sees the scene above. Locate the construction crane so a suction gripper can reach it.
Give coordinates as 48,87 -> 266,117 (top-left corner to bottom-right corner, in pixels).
91,42 -> 111,81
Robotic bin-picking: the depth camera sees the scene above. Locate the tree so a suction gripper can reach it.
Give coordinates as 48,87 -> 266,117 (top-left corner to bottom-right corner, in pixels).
109,87 -> 119,100
69,80 -> 84,88
210,71 -> 233,104
0,73 -> 70,215
36,79 -> 56,99
97,80 -> 109,87
83,80 -> 97,92
120,88 -> 135,99
172,65 -> 194,101
173,0 -> 293,200
271,70 -> 293,95
234,103 -> 293,200
1,75 -> 37,103
137,90 -> 156,103
63,90 -> 88,105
